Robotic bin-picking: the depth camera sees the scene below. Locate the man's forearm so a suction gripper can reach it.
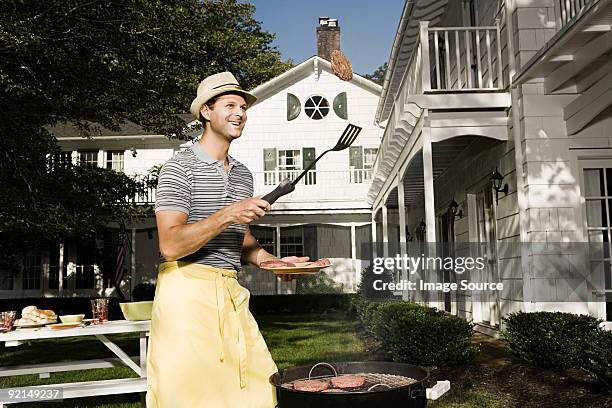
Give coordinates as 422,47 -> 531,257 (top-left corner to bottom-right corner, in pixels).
161,208 -> 233,261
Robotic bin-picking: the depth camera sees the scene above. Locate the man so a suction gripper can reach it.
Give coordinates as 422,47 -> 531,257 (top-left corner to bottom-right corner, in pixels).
146,72 -> 307,408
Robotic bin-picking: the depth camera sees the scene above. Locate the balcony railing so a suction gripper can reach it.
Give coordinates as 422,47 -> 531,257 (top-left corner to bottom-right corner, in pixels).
557,0 -> 593,28
395,21 -> 506,107
262,169 -> 373,186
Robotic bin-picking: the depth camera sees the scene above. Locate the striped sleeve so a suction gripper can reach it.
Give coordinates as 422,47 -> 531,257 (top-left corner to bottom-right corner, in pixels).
155,159 -> 192,214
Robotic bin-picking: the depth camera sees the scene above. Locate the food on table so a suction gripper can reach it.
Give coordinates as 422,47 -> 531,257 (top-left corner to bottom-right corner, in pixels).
293,379 -> 329,392
20,305 -> 57,324
309,258 -> 331,267
330,375 -> 366,389
260,260 -> 296,268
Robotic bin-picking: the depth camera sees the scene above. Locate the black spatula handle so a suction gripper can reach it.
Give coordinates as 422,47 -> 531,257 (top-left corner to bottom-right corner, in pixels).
262,179 -> 295,204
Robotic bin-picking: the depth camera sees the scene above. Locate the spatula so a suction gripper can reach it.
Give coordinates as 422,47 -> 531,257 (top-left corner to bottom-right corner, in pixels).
262,123 -> 362,204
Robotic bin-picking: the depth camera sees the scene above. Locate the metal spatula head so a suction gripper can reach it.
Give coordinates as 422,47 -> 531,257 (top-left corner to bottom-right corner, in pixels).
332,124 -> 362,151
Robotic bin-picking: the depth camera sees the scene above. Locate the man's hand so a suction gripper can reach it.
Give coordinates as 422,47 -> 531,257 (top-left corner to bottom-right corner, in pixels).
226,197 -> 271,225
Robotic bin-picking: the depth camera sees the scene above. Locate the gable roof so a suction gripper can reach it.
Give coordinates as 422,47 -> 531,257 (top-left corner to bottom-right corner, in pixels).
249,56 -> 382,106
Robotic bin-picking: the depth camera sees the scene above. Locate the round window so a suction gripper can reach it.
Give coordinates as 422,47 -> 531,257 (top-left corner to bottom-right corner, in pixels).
304,95 -> 329,120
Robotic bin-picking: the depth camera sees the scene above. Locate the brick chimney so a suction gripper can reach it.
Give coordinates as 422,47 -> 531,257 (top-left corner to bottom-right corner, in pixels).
316,17 -> 340,61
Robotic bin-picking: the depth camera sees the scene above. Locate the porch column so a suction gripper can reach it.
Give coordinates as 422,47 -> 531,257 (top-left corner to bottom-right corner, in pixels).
422,126 -> 439,308
275,225 -> 281,295
131,228 -> 136,300
397,177 -> 409,301
351,224 -> 358,291
58,243 -> 64,297
382,204 -> 389,258
371,210 -> 378,259
423,127 -> 436,242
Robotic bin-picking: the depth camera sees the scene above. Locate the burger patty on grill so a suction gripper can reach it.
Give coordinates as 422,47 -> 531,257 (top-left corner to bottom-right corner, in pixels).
293,379 -> 329,392
330,375 -> 366,389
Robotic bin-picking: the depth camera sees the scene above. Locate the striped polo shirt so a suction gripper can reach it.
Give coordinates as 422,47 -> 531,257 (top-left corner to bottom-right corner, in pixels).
155,142 -> 254,271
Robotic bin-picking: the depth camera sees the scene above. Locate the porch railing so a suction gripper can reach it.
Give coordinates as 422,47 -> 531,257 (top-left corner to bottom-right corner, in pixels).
557,0 -> 593,28
130,174 -> 156,205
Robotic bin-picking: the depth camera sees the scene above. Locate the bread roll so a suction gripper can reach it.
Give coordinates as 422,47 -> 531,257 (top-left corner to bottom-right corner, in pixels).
14,318 -> 36,326
37,309 -> 57,318
22,305 -> 37,315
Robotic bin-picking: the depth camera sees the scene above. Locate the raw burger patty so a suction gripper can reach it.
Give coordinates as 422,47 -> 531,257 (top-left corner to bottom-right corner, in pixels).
260,260 -> 296,268
310,258 -> 331,267
330,375 -> 366,389
293,379 -> 329,392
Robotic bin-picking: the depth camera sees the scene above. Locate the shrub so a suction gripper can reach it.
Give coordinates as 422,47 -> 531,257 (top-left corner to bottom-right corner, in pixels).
355,298 -> 478,366
382,305 -> 478,366
502,311 -> 601,370
583,328 -> 612,387
132,282 -> 156,301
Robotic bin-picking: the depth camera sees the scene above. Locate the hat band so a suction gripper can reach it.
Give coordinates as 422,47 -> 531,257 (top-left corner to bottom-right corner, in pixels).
212,83 -> 242,90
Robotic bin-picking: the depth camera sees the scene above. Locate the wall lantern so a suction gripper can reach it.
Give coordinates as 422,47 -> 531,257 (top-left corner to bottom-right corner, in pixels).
491,167 -> 508,204
131,147 -> 138,158
449,197 -> 463,219
419,219 -> 426,233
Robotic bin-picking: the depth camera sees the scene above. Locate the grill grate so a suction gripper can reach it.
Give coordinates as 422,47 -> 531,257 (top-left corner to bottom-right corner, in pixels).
283,372 -> 418,393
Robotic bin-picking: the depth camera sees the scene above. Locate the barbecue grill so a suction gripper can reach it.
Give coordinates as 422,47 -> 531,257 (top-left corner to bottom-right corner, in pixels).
270,361 -> 450,408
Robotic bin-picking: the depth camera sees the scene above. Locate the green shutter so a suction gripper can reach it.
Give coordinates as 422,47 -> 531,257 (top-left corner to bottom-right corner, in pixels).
287,93 -> 301,121
349,146 -> 363,169
264,148 -> 277,171
302,147 -> 316,185
333,92 -> 348,119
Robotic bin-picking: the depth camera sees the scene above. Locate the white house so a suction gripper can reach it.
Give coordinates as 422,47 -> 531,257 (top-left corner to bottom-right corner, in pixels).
370,0 -> 612,333
0,18 -> 383,299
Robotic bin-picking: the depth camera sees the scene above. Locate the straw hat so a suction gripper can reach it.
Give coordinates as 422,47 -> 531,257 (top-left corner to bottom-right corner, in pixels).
190,72 -> 257,120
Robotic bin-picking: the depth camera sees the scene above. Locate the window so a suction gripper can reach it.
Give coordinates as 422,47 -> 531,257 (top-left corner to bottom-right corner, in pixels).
304,96 -> 329,120
23,253 -> 42,290
278,150 -> 301,171
584,167 -> 612,321
106,151 -> 124,172
0,270 -> 13,290
264,148 -> 316,185
51,151 -> 73,169
250,226 -> 276,256
363,148 -> 378,169
349,146 -> 377,183
280,227 -> 304,257
75,244 -> 96,289
79,150 -> 99,167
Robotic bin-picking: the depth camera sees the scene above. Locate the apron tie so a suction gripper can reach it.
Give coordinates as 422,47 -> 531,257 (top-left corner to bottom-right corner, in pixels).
214,271 -> 248,389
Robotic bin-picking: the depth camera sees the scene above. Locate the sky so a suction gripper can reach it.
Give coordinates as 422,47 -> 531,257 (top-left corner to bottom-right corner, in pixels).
249,0 -> 405,76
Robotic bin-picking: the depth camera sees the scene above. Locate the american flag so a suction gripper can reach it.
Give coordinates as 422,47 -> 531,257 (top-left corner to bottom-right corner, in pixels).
113,231 -> 130,288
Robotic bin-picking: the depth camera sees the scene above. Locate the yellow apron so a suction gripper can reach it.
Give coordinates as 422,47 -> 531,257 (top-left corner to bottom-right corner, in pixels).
146,262 -> 278,408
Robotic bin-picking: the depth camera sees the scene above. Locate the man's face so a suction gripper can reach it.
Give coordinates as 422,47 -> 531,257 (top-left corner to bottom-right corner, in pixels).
201,93 -> 248,142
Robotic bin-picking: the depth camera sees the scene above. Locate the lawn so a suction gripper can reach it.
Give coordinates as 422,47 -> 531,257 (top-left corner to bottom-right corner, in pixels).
0,312 -> 610,407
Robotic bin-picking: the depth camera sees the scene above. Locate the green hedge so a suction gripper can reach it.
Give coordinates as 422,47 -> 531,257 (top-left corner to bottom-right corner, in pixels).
503,311 -> 612,387
353,298 -> 479,366
502,311 -> 600,369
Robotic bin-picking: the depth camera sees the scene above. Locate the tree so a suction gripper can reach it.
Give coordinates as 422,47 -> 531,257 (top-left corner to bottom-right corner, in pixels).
0,0 -> 292,267
364,62 -> 388,86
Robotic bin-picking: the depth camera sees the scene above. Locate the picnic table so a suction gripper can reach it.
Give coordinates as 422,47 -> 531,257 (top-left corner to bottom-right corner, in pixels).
0,320 -> 150,407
